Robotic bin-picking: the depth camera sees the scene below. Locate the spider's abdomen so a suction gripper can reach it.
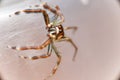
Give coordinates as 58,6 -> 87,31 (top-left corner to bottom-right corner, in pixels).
48,25 -> 64,40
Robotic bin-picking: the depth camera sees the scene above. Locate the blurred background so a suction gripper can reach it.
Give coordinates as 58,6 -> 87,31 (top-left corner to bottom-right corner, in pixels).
0,0 -> 120,80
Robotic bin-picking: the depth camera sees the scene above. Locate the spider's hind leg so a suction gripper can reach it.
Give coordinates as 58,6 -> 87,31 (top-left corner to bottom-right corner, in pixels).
58,37 -> 78,61
44,42 -> 61,80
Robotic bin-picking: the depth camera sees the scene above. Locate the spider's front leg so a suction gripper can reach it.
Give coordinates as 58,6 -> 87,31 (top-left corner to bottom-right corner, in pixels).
11,8 -> 50,26
42,2 -> 65,23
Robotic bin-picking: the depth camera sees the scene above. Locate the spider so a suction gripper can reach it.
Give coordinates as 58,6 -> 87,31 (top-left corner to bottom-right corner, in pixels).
8,2 -> 78,80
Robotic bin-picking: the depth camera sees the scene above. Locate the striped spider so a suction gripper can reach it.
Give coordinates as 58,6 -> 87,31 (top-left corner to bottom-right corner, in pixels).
8,2 -> 78,80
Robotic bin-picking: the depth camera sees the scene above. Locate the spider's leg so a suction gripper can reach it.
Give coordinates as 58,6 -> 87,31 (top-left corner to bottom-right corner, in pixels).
7,39 -> 51,51
58,37 -> 78,61
42,2 -> 57,14
44,42 -> 61,80
12,9 -> 50,26
51,42 -> 61,75
43,2 -> 64,23
64,26 -> 78,33
19,44 -> 52,60
55,5 -> 60,11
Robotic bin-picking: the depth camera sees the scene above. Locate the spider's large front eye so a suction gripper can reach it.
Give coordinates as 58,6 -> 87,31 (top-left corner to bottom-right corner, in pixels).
51,32 -> 56,35
50,30 -> 56,35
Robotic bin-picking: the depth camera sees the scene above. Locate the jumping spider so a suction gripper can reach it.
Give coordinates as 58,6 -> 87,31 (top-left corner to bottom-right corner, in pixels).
8,2 -> 78,80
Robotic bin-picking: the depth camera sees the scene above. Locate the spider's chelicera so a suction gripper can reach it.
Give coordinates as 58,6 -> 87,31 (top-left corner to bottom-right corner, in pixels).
8,2 -> 78,80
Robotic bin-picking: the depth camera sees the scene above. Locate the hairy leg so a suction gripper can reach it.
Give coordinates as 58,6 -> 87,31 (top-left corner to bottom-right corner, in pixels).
19,44 -> 52,60
44,42 -> 61,80
7,39 -> 51,50
42,2 -> 64,23
64,26 -> 78,33
57,37 -> 78,61
10,8 -> 50,26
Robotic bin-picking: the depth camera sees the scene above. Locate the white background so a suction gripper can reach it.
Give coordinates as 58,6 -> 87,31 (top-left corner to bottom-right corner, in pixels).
0,0 -> 120,80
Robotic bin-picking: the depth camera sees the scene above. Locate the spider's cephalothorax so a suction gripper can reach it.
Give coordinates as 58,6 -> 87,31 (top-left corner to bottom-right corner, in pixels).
8,2 -> 78,80
47,24 -> 64,40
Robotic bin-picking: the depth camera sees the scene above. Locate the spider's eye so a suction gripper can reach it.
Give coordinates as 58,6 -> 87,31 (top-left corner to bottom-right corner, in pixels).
52,32 -> 56,35
48,28 -> 55,32
50,30 -> 56,35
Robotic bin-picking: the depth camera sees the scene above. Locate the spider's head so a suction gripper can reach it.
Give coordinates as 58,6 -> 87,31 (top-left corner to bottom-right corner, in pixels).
47,22 -> 64,40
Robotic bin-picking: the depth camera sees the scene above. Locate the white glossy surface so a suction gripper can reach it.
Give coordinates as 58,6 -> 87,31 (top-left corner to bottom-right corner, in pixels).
0,0 -> 120,80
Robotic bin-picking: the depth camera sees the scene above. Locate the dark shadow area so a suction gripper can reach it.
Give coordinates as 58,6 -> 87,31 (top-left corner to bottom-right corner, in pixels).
118,0 -> 120,5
